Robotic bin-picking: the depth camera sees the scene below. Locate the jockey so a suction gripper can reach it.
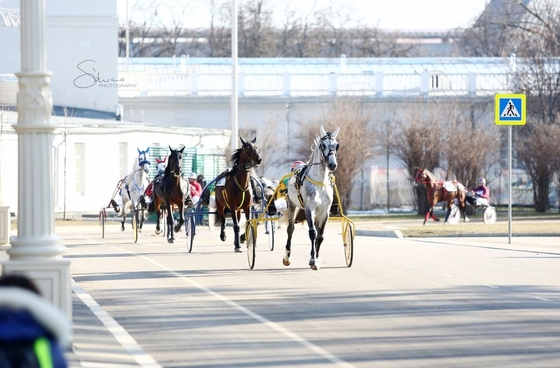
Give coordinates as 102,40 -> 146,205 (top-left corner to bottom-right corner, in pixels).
472,177 -> 490,206
188,172 -> 202,205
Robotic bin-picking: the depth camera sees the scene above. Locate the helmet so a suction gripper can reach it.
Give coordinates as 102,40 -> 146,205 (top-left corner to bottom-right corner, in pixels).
291,161 -> 305,171
189,172 -> 197,179
477,178 -> 486,186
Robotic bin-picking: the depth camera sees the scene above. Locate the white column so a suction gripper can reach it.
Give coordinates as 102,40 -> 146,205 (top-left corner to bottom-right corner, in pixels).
2,0 -> 71,320
0,130 -> 10,249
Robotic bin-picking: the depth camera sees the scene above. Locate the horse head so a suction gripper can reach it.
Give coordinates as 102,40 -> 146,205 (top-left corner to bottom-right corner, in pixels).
319,125 -> 340,172
166,146 -> 185,178
137,147 -> 151,174
155,157 -> 167,173
238,136 -> 262,169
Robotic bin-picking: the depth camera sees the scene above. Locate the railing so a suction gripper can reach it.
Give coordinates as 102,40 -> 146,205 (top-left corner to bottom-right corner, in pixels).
116,70 -> 514,98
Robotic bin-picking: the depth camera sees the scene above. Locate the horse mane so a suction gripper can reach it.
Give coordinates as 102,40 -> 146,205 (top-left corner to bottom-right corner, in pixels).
306,135 -> 321,161
422,168 -> 437,182
230,147 -> 242,168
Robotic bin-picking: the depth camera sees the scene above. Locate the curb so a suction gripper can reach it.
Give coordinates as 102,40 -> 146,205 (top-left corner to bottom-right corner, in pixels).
356,229 -> 403,238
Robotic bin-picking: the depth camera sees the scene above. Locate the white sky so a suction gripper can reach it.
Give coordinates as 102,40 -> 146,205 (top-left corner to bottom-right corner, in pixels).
118,0 -> 490,30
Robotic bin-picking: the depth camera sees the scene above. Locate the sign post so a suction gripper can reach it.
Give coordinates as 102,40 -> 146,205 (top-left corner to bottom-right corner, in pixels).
494,94 -> 526,244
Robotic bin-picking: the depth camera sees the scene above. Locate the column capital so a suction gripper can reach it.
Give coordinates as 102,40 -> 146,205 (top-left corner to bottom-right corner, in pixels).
15,71 -> 54,126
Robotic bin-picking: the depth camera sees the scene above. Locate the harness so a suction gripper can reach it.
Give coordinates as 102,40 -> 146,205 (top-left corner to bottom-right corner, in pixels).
293,132 -> 337,207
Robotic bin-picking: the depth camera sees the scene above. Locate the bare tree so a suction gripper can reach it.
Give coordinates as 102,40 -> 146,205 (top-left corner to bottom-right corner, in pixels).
516,124 -> 560,211
391,103 -> 444,215
513,0 -> 560,211
439,102 -> 500,189
291,100 -> 377,210
456,0 -> 528,57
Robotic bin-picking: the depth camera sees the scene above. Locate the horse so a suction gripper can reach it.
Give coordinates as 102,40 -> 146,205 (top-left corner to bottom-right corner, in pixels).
148,146 -> 189,243
119,148 -> 151,232
281,125 -> 340,270
214,137 -> 262,253
413,167 -> 469,225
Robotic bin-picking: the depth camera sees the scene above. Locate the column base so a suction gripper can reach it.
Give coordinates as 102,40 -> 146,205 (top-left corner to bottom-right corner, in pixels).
1,258 -> 71,320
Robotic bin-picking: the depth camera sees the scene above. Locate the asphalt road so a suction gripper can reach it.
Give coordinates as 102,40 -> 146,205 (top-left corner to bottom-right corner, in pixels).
56,221 -> 560,367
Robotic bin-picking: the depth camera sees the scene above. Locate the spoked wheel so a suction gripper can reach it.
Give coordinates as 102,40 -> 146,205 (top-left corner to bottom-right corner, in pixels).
483,206 -> 497,224
447,204 -> 460,224
99,208 -> 106,239
265,218 -> 275,251
185,214 -> 195,253
132,210 -> 139,243
246,222 -> 256,269
343,221 -> 354,267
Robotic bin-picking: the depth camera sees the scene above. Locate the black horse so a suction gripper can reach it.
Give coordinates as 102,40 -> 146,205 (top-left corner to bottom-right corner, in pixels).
148,146 -> 188,243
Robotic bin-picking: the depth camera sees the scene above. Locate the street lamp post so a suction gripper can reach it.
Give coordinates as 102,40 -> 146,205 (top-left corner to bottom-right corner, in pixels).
2,0 -> 71,319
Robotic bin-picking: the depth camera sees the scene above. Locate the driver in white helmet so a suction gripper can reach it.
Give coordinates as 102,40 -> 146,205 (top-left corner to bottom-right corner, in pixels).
473,177 -> 490,206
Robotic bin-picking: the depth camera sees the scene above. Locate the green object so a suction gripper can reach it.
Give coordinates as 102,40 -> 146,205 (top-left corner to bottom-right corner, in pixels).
33,337 -> 53,368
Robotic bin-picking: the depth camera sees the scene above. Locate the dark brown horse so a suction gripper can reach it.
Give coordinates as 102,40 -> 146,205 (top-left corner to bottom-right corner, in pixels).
215,137 -> 262,253
148,146 -> 188,243
414,168 -> 469,225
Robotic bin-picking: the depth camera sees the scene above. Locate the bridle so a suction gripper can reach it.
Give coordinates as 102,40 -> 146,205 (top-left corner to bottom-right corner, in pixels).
240,143 -> 261,170
138,150 -> 150,167
169,151 -> 182,178
318,132 -> 339,165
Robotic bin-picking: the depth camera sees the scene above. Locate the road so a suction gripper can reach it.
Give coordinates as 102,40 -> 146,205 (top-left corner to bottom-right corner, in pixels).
59,220 -> 560,367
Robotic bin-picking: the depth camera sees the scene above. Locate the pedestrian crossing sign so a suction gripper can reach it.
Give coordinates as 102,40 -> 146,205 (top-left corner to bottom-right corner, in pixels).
495,94 -> 526,125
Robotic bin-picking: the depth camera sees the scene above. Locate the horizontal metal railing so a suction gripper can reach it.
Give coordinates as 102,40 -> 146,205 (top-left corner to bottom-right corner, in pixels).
116,70 -> 515,98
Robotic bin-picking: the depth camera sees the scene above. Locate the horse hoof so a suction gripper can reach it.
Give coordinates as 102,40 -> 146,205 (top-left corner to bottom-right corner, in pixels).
423,221 -> 426,225
434,218 -> 440,222
155,230 -> 161,235
465,217 -> 470,223
168,238 -> 174,244
282,259 -> 291,266
310,264 -> 318,271
240,234 -> 246,243
220,234 -> 226,242
234,246 -> 242,253
444,221 -> 449,225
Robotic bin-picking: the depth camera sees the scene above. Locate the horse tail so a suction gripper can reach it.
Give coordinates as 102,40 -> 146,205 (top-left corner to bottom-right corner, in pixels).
147,200 -> 155,214
214,210 -> 224,227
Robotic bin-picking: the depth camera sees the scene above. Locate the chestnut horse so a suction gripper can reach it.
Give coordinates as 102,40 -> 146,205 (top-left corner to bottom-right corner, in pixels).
215,137 -> 262,253
414,168 -> 469,225
148,146 -> 188,243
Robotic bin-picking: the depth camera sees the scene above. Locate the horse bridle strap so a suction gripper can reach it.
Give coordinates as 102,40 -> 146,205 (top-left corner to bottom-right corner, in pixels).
319,133 -> 337,163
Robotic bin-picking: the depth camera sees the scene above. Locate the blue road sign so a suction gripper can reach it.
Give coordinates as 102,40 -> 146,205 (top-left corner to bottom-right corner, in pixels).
495,94 -> 526,125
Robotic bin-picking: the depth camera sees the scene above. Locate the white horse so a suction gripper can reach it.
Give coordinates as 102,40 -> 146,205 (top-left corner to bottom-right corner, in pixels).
281,125 -> 340,270
120,148 -> 151,231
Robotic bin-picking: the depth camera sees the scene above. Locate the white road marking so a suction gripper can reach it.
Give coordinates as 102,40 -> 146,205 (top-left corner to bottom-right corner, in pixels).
117,248 -> 356,368
533,296 -> 552,302
72,280 -> 163,368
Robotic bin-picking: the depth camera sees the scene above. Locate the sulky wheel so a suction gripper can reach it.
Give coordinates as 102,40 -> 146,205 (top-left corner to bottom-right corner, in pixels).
343,221 -> 354,267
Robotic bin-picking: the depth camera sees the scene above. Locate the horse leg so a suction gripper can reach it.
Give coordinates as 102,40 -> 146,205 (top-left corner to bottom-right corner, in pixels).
217,206 -> 227,242
166,204 -> 174,243
462,201 -> 470,222
155,206 -> 162,235
313,219 -> 327,270
240,207 -> 250,244
430,207 -> 439,221
120,199 -> 127,231
283,220 -> 295,266
305,208 -> 319,270
231,210 -> 242,253
174,204 -> 185,233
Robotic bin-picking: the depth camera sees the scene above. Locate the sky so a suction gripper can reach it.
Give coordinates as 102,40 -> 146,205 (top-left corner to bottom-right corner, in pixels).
118,0 -> 490,31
